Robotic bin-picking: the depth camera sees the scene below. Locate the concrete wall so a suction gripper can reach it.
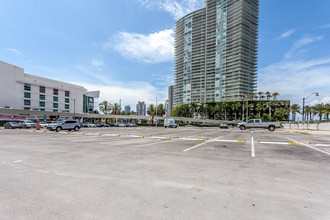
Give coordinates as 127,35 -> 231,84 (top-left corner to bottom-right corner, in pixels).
282,122 -> 330,131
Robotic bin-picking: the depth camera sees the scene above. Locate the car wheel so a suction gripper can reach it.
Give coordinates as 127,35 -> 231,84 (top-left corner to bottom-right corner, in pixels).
240,126 -> 246,130
56,127 -> 62,132
74,126 -> 79,131
268,126 -> 275,131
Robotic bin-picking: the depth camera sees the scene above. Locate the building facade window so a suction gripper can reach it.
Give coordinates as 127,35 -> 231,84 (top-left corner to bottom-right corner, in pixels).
53,89 -> 58,95
65,104 -> 70,110
24,92 -> 31,98
40,94 -> 45,100
39,101 -> 45,107
24,83 -> 31,91
24,107 -> 31,110
40,86 -> 45,93
53,103 -> 58,108
53,96 -> 58,102
65,98 -> 70,103
24,100 -> 31,106
65,91 -> 70,97
53,109 -> 58,112
40,109 -> 45,111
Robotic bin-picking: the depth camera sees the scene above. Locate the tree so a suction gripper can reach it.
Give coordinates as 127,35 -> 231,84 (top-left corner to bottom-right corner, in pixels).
147,104 -> 156,124
257,92 -> 263,100
304,105 -> 312,121
290,104 -> 300,122
198,103 -> 206,118
324,104 -> 330,120
256,103 -> 264,118
231,101 -> 241,120
99,101 -> 112,115
265,91 -> 271,101
222,101 -> 229,121
111,103 -> 120,115
190,102 -> 198,118
313,103 -> 325,121
157,104 -> 166,116
272,92 -> 279,100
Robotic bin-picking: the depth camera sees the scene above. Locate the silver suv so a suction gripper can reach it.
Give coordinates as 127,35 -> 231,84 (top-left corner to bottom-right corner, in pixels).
47,120 -> 81,132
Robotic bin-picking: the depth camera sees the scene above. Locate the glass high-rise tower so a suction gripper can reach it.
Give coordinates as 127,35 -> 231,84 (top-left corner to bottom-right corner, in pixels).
173,0 -> 259,106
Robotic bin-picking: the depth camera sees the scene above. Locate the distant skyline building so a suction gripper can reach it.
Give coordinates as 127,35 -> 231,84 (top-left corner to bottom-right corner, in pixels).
136,101 -> 146,116
174,0 -> 259,106
164,99 -> 169,116
124,105 -> 131,113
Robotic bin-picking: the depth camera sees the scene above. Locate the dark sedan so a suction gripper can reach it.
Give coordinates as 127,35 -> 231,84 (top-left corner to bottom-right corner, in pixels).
219,122 -> 229,129
4,122 -> 24,129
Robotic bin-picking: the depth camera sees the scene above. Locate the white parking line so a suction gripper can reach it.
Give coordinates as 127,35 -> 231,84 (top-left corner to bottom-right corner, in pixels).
135,141 -> 169,148
251,136 -> 255,157
183,136 -> 223,152
287,137 -> 330,156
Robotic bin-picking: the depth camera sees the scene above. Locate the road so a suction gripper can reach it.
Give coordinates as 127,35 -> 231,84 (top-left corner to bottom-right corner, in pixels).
0,127 -> 329,219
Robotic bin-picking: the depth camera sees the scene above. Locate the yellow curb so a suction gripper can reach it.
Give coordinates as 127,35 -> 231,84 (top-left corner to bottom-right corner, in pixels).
80,133 -> 85,135
237,140 -> 246,143
288,142 -> 299,145
196,139 -> 204,141
65,132 -> 70,134
115,134 -> 120,137
164,137 -> 170,140
138,136 -> 144,138
96,133 -> 101,136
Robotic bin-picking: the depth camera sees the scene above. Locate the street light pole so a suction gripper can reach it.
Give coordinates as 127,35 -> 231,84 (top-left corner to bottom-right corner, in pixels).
302,92 -> 319,121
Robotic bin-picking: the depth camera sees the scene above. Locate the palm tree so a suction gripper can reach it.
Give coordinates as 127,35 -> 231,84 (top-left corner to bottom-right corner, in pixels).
157,104 -> 165,116
147,104 -> 156,124
265,91 -> 271,101
324,104 -> 330,120
257,92 -> 264,100
256,103 -> 264,118
99,101 -> 112,115
313,103 -> 325,120
222,101 -> 229,121
260,95 -> 265,100
304,105 -> 312,121
231,101 -> 241,120
290,104 -> 300,122
272,92 -> 279,100
198,103 -> 206,118
112,103 -> 120,115
190,102 -> 198,118
245,94 -> 254,100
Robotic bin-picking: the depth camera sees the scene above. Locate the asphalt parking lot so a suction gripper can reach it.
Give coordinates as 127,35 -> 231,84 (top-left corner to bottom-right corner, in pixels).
0,126 -> 330,220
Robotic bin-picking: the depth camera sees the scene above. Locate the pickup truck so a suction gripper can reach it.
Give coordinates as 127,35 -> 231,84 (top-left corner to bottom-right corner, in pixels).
238,119 -> 281,131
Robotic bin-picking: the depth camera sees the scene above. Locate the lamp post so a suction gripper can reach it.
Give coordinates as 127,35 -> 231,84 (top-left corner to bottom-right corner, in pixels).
302,92 -> 319,121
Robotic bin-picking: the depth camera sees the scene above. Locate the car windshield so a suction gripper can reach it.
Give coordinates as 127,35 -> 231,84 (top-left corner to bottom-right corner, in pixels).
11,122 -> 18,124
26,121 -> 34,123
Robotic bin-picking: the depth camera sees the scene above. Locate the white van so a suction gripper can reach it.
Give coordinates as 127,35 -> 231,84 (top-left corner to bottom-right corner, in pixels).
164,119 -> 177,128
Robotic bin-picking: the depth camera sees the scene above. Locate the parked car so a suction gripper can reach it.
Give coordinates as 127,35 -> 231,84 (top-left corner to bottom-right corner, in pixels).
19,120 -> 36,128
38,121 -> 49,128
118,123 -> 126,127
87,123 -> 97,127
127,123 -> 137,127
164,119 -> 177,128
238,119 -> 281,131
47,120 -> 81,132
101,123 -> 110,127
80,123 -> 88,128
3,122 -> 23,129
219,122 -> 229,129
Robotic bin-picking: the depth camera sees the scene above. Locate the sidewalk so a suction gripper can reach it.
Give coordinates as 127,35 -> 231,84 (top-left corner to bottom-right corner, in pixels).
284,129 -> 330,135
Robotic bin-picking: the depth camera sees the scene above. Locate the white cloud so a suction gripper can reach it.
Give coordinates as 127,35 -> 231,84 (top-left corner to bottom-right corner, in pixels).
276,29 -> 296,40
307,97 -> 330,106
258,57 -> 330,105
91,59 -> 104,66
138,0 -> 204,20
109,29 -> 174,63
6,48 -> 22,55
72,81 -> 168,110
315,24 -> 330,29
285,35 -> 324,59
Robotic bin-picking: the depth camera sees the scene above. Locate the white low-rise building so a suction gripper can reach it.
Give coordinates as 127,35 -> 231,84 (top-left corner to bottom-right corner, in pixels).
0,60 -> 99,114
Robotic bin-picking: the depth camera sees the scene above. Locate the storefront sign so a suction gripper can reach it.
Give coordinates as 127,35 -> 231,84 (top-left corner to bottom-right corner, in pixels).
0,114 -> 27,121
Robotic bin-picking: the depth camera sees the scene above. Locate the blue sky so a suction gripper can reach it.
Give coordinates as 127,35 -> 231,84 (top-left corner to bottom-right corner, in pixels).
1,0 -> 330,111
